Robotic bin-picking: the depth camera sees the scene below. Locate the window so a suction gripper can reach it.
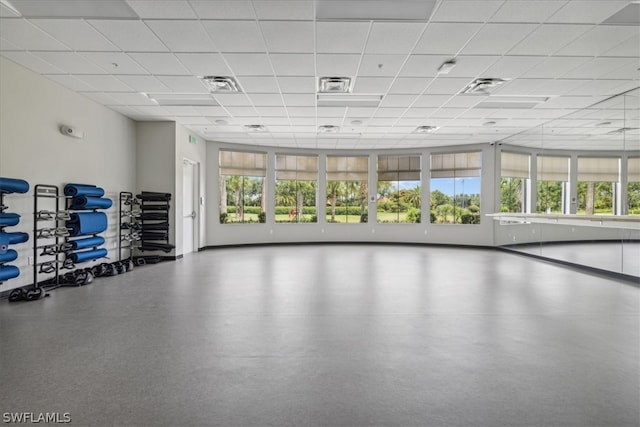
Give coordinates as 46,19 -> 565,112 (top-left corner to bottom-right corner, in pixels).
628,157 -> 640,216
275,154 -> 318,223
536,155 -> 569,214
430,152 -> 481,224
326,156 -> 368,223
577,157 -> 619,215
500,152 -> 530,213
219,150 -> 267,224
376,155 -> 421,223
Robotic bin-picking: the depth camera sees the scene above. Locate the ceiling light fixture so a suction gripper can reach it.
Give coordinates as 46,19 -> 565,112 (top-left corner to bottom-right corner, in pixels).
607,127 -> 639,135
318,77 -> 351,93
244,125 -> 267,132
461,78 -> 509,94
318,125 -> 339,133
201,76 -> 241,93
437,59 -> 457,75
143,93 -> 219,106
414,125 -> 440,133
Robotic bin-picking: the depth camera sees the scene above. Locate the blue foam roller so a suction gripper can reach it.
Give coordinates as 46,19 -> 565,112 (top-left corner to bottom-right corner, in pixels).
0,213 -> 20,227
70,196 -> 113,210
68,248 -> 107,264
0,265 -> 19,281
0,249 -> 17,263
69,236 -> 105,250
0,177 -> 29,194
64,183 -> 105,198
66,212 -> 108,236
0,232 -> 29,246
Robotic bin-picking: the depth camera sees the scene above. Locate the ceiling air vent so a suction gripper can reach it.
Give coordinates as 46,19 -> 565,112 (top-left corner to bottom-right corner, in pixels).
244,125 -> 267,132
201,76 -> 241,93
414,126 -> 439,133
318,125 -> 339,133
318,77 -> 351,93
607,127 -> 639,135
461,78 -> 508,94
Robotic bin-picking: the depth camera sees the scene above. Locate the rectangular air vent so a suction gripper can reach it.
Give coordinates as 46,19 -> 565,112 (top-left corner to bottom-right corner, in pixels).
201,76 -> 242,93
144,93 -> 219,106
318,77 -> 351,93
461,78 -> 508,94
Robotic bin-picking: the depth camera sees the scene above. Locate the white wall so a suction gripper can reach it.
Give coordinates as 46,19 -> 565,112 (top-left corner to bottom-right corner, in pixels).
206,141 -> 497,247
0,57 -> 136,291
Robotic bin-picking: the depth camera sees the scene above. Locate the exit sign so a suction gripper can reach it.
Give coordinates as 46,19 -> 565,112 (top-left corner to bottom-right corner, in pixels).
189,135 -> 197,144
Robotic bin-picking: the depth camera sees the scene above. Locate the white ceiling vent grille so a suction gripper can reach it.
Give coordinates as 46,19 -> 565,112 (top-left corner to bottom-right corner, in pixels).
201,76 -> 242,93
607,127 -> 640,135
414,126 -> 439,133
318,125 -> 340,133
318,77 -> 351,93
244,124 -> 267,132
461,78 -> 508,95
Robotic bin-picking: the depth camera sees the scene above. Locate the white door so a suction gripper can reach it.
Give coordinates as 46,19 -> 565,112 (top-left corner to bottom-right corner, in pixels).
182,160 -> 196,255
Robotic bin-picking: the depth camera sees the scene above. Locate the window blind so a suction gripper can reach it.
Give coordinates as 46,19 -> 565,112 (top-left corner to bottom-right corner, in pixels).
430,152 -> 481,178
219,150 -> 266,177
327,156 -> 368,181
501,152 -> 530,178
377,155 -> 421,181
536,155 -> 569,181
275,154 -> 318,180
577,157 -> 619,182
628,157 -> 640,182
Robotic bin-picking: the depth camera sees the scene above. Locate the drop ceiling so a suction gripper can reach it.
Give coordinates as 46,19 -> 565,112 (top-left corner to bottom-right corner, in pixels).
0,0 -> 638,150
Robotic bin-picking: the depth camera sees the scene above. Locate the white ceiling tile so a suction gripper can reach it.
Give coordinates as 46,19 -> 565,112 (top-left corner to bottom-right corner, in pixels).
31,51 -> 107,74
285,106 -> 316,117
520,56 -> 591,78
239,76 -> 280,93
482,56 -> 545,79
345,107 -> 376,117
547,1 -> 629,24
282,93 -> 315,106
270,53 -> 314,76
260,21 -> 314,53
490,1 -> 565,23
364,22 -> 425,54
104,92 -> 160,106
432,1 -> 503,22
413,94 -> 453,107
156,76 -> 208,93
413,23 -> 481,54
162,106 -> 201,116
175,116 -> 212,125
257,117 -> 291,126
109,105 -> 144,117
379,94 -> 418,108
492,78 -> 549,95
189,0 -> 255,19
605,62 -> 640,80
213,93 -> 254,106
146,21 -> 216,52
277,76 -> 315,93
317,107 -> 346,117
31,19 -> 118,51
509,24 -> 591,56
0,19 -> 70,50
399,54 -> 448,77
194,106 -> 228,116
224,106 -> 259,116
443,56 -> 499,78
425,77 -> 472,95
74,75 -> 133,92
567,80 -> 638,97
316,21 -> 370,54
461,24 -> 537,55
127,1 -> 197,19
555,26 -> 639,56
253,0 -> 314,20
255,106 -> 288,116
0,3 -> 19,17
128,53 -> 190,75
603,36 -> 640,57
247,93 -> 284,106
201,21 -> 265,52
1,51 -> 64,73
80,92 -> 119,105
45,74 -> 96,91
0,37 -> 20,50
538,96 -> 608,109
116,75 -> 170,92
431,108 -> 465,119
352,77 -> 394,93
358,54 -> 407,77
88,20 -> 168,52
80,52 -> 149,75
316,54 -> 360,77
402,107 -> 437,118
290,117 -> 316,125
563,58 -> 638,79
389,78 -> 430,94
176,53 -> 232,76
442,95 -> 485,108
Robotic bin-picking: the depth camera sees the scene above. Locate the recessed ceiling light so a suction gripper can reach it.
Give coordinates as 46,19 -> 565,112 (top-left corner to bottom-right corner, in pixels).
201,76 -> 242,93
214,119 -> 228,125
244,125 -> 267,132
483,121 -> 497,126
461,78 -> 509,94
318,125 -> 339,133
318,77 -> 351,93
350,119 -> 363,126
437,59 -> 457,75
414,126 -> 439,133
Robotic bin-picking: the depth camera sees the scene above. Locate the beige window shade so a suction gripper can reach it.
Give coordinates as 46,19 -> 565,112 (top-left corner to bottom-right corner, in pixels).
501,152 -> 530,178
577,157 -> 620,182
430,152 -> 481,178
327,156 -> 368,181
377,155 -> 421,181
628,157 -> 640,182
219,150 -> 266,177
536,155 -> 569,181
275,154 -> 318,180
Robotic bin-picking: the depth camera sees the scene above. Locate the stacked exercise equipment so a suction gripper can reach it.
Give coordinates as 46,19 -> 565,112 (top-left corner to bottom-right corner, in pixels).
118,192 -> 139,270
0,177 -> 30,289
135,191 -> 174,264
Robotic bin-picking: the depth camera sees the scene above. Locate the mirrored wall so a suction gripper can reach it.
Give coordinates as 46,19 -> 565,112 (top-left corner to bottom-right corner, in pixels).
493,88 -> 640,278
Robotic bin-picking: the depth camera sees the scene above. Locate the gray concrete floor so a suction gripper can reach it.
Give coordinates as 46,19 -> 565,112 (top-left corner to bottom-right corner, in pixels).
0,245 -> 638,427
